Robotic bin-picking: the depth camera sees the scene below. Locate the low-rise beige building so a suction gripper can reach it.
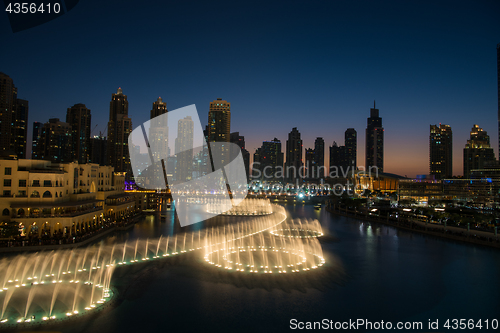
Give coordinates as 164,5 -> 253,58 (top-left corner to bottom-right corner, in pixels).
0,158 -> 136,237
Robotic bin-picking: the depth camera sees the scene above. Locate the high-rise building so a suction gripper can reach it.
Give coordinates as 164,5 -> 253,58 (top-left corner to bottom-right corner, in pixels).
148,97 -> 169,163
285,127 -> 303,181
252,148 -> 262,179
255,138 -> 283,181
90,135 -> 107,166
194,125 -> 211,178
31,121 -> 43,159
208,98 -> 230,142
107,88 -> 132,174
0,73 -> 29,158
429,124 -> 452,179
313,137 -> 325,179
305,148 -> 315,179
365,102 -> 384,173
230,132 -> 250,181
175,116 -> 194,182
66,103 -> 91,164
0,73 -> 15,157
39,118 -> 72,163
464,124 -> 496,177
329,141 -> 346,176
344,128 -> 357,168
208,98 -> 231,166
13,98 -> 28,159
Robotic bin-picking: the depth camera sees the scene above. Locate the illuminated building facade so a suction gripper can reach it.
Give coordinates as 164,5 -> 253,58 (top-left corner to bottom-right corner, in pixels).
365,102 -> 384,172
66,103 -> 91,164
463,124 -> 495,177
0,159 -> 135,236
429,124 -> 452,179
107,88 -> 132,174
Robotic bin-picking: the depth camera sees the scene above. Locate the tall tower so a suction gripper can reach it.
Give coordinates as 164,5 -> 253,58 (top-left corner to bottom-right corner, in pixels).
0,73 -> 15,156
463,124 -> 495,177
148,97 -> 169,162
39,118 -> 73,163
329,141 -> 346,176
32,121 -> 43,159
0,72 -> 29,158
365,102 -> 384,173
67,103 -> 91,163
175,116 -> 194,182
107,87 -> 132,174
285,127 -> 303,181
230,132 -> 250,180
90,136 -> 107,166
429,124 -> 452,179
305,148 -> 315,179
13,98 -> 29,159
345,128 -> 357,169
257,138 -> 283,181
208,98 -> 231,142
313,137 -> 325,179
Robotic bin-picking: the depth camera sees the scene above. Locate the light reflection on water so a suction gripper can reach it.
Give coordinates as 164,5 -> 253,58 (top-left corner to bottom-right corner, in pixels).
66,204 -> 500,333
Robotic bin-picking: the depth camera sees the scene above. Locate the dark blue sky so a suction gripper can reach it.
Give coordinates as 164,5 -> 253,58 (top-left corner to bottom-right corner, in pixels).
1,0 -> 499,177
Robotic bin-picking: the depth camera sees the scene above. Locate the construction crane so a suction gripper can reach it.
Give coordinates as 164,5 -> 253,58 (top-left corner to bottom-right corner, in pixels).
90,124 -> 98,135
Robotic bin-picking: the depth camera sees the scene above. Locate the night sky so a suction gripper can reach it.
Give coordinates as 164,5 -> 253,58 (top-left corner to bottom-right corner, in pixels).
1,0 -> 499,177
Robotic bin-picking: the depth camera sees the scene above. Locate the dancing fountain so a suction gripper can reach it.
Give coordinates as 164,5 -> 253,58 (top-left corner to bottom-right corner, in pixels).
205,198 -> 273,216
0,199 -> 329,328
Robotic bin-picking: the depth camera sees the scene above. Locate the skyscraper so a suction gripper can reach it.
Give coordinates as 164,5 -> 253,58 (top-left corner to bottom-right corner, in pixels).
305,148 -> 315,179
31,121 -> 43,159
39,118 -> 72,163
365,102 -> 384,173
313,137 -> 325,179
230,132 -> 250,180
90,135 -> 107,166
175,116 -> 194,182
148,97 -> 169,163
107,88 -> 132,174
13,98 -> 28,159
208,98 -> 230,142
329,142 -> 346,176
208,98 -> 231,167
464,124 -> 496,177
285,127 -> 303,181
429,124 -> 452,179
344,128 -> 357,168
0,72 -> 29,158
67,103 -> 91,164
252,148 -> 262,179
255,138 -> 283,181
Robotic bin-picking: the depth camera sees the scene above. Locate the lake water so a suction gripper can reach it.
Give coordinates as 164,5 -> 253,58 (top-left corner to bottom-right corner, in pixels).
63,204 -> 500,333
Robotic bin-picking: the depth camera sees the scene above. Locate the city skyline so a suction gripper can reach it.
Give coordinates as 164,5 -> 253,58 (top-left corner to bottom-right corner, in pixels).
13,86 -> 500,179
1,1 -> 499,178
2,2 -> 500,331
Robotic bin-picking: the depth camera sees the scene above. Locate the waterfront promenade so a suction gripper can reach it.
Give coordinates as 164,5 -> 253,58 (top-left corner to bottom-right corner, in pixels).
0,214 -> 143,253
326,204 -> 500,249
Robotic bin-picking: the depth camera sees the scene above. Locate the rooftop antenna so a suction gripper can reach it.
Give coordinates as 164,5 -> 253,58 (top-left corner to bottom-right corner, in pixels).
374,100 -> 376,108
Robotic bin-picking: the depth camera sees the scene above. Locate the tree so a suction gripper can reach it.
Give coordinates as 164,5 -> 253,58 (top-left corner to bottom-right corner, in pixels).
0,221 -> 20,238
